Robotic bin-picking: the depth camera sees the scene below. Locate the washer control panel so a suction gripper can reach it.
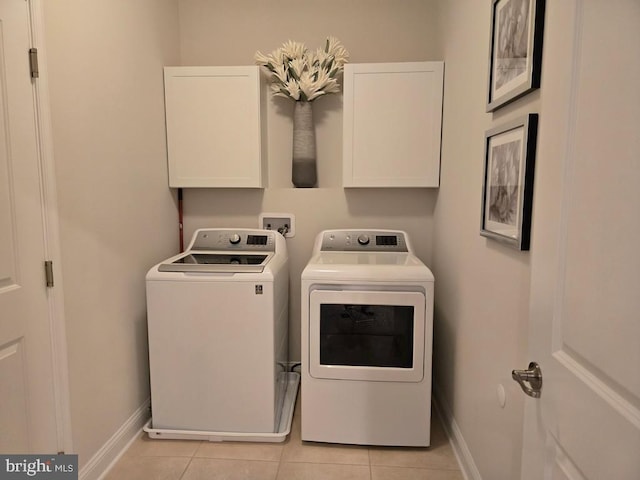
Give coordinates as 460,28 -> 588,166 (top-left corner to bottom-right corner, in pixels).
320,230 -> 408,252
189,229 -> 276,251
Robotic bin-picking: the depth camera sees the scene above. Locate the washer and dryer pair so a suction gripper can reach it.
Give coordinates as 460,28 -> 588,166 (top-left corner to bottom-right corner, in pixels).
145,228 -> 434,447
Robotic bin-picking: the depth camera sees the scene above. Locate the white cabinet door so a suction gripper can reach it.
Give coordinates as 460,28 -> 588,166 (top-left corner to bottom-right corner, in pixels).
164,66 -> 265,188
343,62 -> 444,188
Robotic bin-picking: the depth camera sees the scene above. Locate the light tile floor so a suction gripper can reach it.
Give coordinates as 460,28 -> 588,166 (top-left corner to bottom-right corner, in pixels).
105,393 -> 463,480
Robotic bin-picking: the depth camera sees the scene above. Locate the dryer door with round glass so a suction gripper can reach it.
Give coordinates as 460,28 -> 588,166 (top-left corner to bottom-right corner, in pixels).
308,289 -> 425,382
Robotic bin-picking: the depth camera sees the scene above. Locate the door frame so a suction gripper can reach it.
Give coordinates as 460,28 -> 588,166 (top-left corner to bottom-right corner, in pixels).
27,0 -> 72,454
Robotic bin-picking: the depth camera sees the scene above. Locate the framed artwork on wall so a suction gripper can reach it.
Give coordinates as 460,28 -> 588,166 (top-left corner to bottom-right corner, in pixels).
480,114 -> 538,250
486,0 -> 545,112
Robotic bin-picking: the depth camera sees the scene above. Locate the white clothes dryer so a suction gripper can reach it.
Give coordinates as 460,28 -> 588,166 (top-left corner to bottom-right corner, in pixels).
301,229 -> 434,446
145,228 -> 298,442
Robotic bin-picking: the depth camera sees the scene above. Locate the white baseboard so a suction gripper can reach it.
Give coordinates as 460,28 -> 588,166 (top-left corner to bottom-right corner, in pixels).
432,385 -> 482,480
79,398 -> 150,480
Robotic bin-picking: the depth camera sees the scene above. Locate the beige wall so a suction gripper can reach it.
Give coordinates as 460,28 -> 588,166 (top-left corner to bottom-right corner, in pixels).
40,1 -> 540,478
177,0 -> 442,360
43,0 -> 179,467
432,1 -> 536,478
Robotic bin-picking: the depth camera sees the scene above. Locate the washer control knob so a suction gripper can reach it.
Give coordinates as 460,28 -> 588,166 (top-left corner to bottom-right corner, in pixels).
229,234 -> 241,245
357,234 -> 370,246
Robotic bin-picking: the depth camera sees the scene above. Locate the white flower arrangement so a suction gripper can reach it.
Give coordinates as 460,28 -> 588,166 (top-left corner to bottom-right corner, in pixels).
255,37 -> 349,102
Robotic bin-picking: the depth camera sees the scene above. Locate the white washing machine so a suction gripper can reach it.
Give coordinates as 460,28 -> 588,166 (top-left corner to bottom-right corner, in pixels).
145,228 -> 298,442
301,229 -> 434,446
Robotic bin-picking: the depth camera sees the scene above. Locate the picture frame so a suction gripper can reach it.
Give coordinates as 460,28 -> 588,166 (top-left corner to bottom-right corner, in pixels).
486,0 -> 545,112
480,114 -> 538,250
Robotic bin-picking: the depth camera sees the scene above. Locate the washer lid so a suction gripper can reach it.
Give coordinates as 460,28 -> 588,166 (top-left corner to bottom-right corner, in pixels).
158,251 -> 273,273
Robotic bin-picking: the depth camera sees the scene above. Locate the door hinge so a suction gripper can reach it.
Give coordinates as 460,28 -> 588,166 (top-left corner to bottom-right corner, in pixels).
29,48 -> 39,78
44,260 -> 54,287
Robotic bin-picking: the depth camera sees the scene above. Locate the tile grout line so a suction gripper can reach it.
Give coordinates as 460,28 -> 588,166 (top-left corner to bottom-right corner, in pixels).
275,439 -> 286,480
176,455 -> 194,480
175,440 -> 202,480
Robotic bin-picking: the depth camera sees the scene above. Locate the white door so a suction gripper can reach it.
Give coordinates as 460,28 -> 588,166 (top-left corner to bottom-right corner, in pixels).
0,0 -> 59,453
521,0 -> 640,478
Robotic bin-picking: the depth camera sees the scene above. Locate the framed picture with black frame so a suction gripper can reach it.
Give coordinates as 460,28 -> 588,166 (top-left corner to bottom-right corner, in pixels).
480,114 -> 538,250
486,0 -> 545,112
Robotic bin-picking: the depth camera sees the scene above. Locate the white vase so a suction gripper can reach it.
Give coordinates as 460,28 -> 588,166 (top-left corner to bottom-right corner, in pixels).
292,101 -> 317,188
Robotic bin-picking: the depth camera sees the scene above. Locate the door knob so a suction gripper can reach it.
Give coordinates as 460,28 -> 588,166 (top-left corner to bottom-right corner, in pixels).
512,362 -> 543,398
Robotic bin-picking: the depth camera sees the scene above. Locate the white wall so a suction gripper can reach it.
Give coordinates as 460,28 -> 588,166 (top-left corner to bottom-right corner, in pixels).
177,0 -> 442,360
42,0 -> 180,467
432,1 -> 538,478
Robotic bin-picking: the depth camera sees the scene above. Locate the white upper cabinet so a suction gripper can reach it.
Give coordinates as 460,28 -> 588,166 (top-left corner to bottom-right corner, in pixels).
164,66 -> 265,188
342,62 -> 444,188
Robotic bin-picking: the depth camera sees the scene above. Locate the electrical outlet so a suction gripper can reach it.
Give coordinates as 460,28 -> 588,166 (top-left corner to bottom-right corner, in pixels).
259,213 -> 295,237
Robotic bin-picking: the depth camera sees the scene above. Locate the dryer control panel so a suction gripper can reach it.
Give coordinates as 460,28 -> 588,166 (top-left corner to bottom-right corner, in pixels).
320,230 -> 409,252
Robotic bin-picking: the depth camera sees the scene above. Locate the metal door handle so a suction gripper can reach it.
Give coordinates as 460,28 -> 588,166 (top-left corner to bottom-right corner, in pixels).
512,362 -> 543,398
